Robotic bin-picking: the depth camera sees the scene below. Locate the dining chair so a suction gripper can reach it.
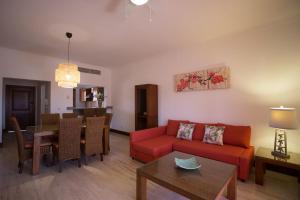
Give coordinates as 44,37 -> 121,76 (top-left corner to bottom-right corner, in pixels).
104,113 -> 113,151
41,113 -> 60,126
41,113 -> 60,155
53,118 -> 82,172
62,113 -> 78,119
83,109 -> 96,122
81,117 -> 105,165
9,116 -> 51,174
9,116 -> 33,173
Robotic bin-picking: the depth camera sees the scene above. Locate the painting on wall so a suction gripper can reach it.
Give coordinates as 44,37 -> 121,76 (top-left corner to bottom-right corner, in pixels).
175,66 -> 230,92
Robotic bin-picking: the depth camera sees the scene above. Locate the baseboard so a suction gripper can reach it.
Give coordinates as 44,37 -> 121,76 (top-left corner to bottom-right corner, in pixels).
110,129 -> 129,136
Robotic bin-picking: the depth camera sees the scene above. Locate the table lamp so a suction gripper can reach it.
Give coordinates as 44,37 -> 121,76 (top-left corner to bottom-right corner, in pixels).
269,106 -> 298,159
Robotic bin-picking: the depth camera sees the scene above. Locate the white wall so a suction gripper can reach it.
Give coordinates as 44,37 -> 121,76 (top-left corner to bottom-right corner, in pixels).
0,47 -> 112,143
111,18 -> 300,152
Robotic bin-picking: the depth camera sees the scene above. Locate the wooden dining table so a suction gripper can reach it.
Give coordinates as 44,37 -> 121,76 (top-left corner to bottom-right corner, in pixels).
26,124 -> 109,175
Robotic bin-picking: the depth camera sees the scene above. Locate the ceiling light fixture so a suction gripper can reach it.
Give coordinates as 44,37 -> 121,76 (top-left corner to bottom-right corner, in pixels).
55,32 -> 80,88
130,0 -> 149,6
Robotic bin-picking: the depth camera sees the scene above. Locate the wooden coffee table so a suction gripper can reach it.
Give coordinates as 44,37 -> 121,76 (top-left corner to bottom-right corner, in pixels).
136,151 -> 237,200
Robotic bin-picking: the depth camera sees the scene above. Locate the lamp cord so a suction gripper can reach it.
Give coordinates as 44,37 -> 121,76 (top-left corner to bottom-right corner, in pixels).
67,37 -> 70,64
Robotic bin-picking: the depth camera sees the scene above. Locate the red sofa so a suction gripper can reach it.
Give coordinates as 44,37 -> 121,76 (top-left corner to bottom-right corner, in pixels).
130,120 -> 254,181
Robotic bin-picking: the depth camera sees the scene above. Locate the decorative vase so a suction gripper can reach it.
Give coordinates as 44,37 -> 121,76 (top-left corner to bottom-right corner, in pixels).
98,100 -> 103,108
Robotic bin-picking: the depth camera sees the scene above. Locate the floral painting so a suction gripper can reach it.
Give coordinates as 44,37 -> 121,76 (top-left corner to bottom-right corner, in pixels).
175,66 -> 230,92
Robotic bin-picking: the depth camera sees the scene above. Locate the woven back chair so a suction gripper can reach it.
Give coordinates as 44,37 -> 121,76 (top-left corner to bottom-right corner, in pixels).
104,113 -> 113,127
62,113 -> 78,119
53,118 -> 82,172
83,109 -> 96,122
9,116 -> 33,173
82,117 -> 105,164
41,113 -> 60,126
104,113 -> 113,151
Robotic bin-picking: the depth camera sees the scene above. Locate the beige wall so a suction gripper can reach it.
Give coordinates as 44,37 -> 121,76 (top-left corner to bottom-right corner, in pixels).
111,17 -> 300,152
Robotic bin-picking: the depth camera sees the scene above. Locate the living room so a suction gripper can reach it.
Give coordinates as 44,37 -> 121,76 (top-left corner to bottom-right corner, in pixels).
0,0 -> 300,200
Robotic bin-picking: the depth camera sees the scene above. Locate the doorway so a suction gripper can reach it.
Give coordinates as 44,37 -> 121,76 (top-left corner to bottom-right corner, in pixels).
5,85 -> 35,129
2,78 -> 51,131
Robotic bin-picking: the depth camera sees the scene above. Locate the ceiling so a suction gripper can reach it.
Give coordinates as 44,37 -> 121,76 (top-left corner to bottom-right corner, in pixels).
0,0 -> 299,67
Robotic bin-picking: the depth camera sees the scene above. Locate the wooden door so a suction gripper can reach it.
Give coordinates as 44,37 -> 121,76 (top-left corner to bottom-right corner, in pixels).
5,85 -> 36,129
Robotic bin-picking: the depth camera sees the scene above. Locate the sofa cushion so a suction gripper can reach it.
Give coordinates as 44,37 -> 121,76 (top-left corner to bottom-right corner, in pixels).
191,122 -> 205,140
166,120 -> 189,136
173,140 -> 245,165
132,135 -> 178,157
176,123 -> 195,141
203,125 -> 225,145
219,123 -> 251,148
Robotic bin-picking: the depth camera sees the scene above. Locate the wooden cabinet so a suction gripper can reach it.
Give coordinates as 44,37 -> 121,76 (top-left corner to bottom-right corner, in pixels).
135,84 -> 158,130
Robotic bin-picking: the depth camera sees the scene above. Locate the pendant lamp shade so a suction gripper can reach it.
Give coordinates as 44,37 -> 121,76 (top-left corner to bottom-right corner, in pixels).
55,63 -> 80,88
55,32 -> 80,88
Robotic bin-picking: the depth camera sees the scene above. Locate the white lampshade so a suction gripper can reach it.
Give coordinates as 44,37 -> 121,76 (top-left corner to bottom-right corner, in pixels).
269,107 -> 298,130
130,0 -> 148,6
55,63 -> 80,88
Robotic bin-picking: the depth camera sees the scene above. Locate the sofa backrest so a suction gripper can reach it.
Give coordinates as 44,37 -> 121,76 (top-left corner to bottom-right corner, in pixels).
218,123 -> 251,148
166,120 -> 189,136
166,119 -> 251,148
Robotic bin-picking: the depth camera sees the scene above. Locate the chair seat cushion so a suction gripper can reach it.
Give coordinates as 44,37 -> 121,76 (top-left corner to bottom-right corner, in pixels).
132,135 -> 177,157
173,140 -> 245,165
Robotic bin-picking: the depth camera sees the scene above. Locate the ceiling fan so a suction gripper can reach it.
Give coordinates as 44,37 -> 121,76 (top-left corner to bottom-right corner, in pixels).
130,0 -> 149,6
107,0 -> 149,9
106,0 -> 153,21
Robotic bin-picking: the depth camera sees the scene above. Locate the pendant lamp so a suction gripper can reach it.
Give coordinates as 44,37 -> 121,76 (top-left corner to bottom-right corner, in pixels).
55,32 -> 80,88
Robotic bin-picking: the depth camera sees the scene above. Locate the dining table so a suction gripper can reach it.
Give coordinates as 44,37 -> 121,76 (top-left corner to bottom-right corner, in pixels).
26,124 -> 109,175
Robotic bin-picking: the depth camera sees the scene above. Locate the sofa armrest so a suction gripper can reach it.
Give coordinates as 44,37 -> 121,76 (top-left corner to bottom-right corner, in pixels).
130,126 -> 167,143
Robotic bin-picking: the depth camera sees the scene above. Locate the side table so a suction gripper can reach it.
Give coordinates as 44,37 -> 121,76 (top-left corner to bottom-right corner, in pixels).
255,147 -> 300,185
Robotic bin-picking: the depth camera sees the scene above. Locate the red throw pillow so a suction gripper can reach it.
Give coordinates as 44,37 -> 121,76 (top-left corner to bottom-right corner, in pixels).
219,123 -> 251,148
190,122 -> 205,140
166,120 -> 189,136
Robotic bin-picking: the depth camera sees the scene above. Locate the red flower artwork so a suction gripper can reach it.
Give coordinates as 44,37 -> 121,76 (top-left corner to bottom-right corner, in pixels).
175,67 -> 229,92
176,79 -> 189,91
210,74 -> 224,84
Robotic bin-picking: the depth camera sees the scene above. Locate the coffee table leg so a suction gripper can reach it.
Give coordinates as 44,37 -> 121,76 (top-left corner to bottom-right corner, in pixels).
136,172 -> 147,200
32,136 -> 41,175
227,171 -> 237,200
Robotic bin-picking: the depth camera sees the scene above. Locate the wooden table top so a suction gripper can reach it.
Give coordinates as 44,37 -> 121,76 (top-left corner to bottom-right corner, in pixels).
26,124 -> 108,137
256,147 -> 300,166
137,151 -> 236,200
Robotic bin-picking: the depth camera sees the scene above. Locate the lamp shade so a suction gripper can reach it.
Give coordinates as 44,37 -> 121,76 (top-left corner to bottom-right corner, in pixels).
269,107 -> 298,130
55,63 -> 80,88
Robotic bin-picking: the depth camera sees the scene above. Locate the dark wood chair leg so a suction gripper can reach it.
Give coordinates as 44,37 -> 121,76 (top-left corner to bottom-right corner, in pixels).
18,161 -> 23,174
52,153 -> 56,165
78,158 -> 81,168
58,161 -> 63,173
100,154 -> 103,161
84,154 -> 87,165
